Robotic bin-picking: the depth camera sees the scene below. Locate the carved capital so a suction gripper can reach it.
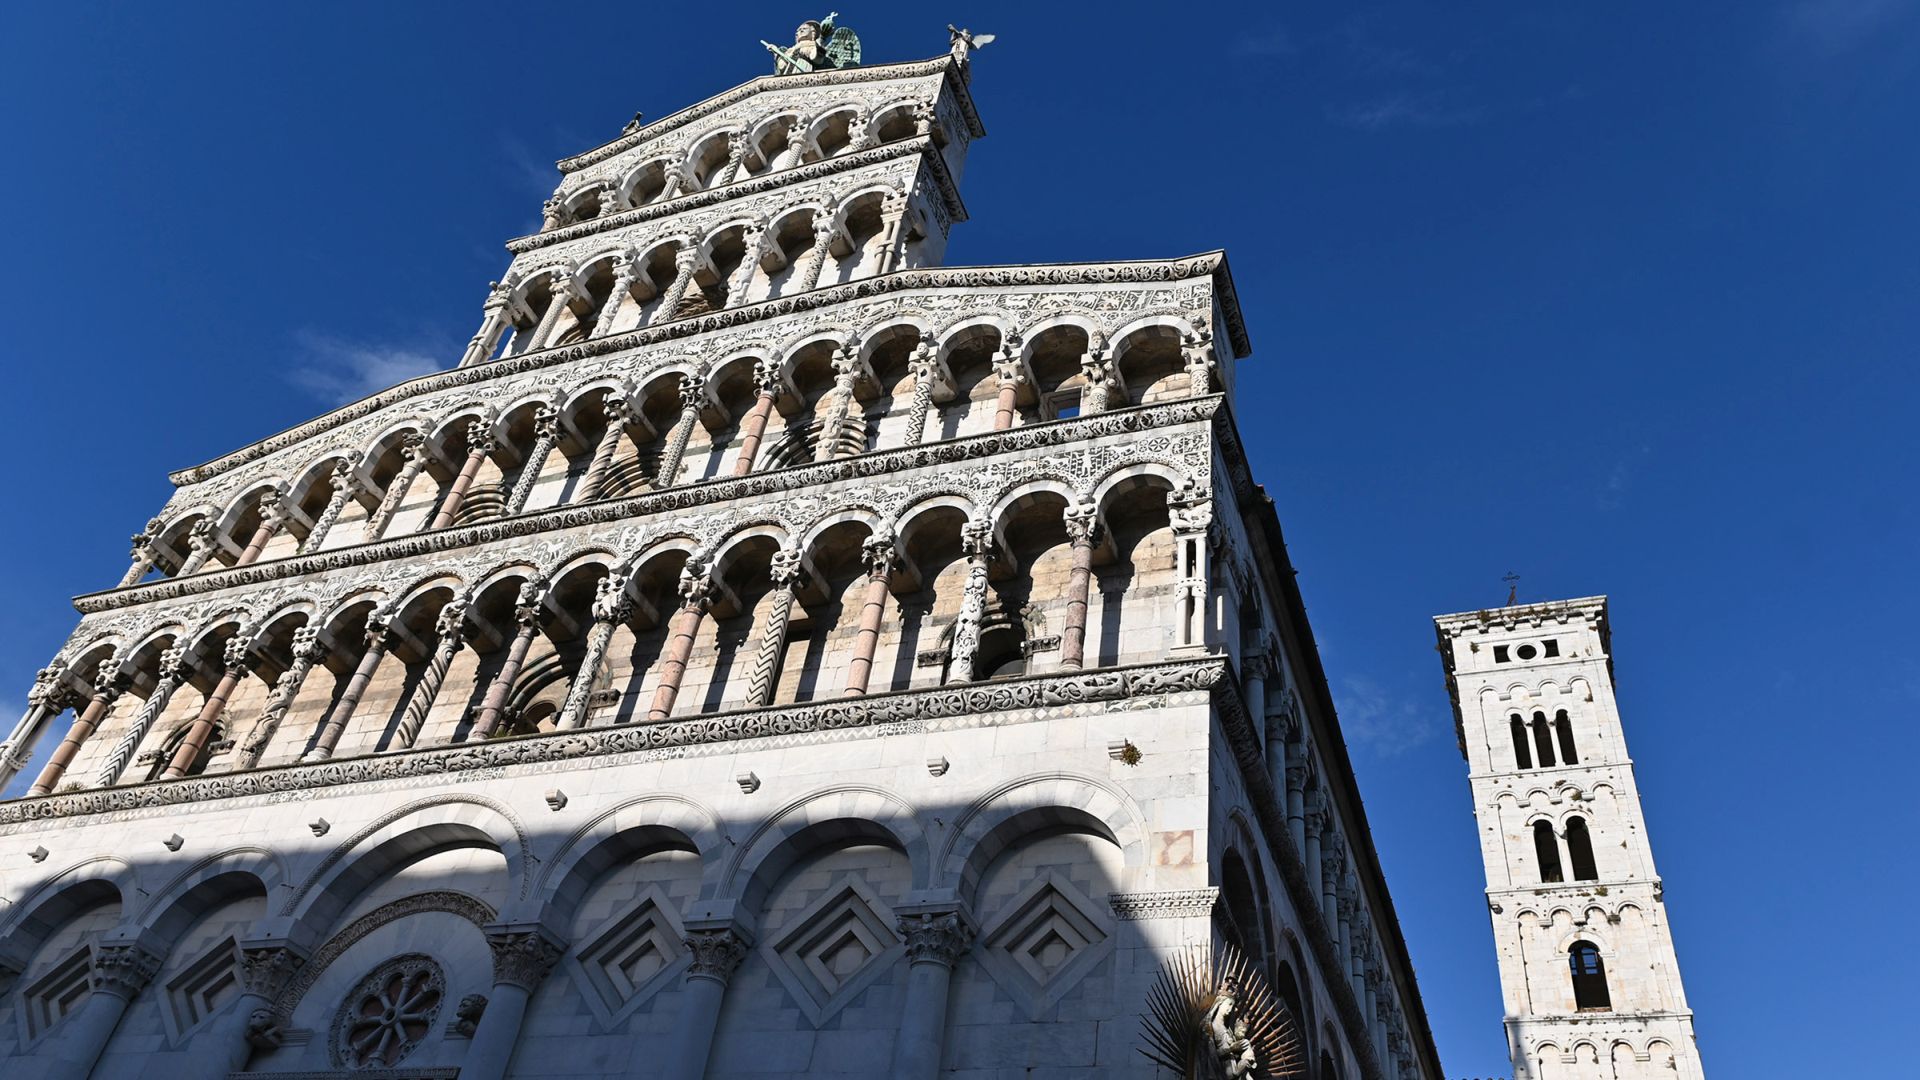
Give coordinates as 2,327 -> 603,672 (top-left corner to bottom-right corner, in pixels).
27,661 -> 71,707
1062,503 -> 1101,546
221,632 -> 258,677
513,577 -> 549,629
861,534 -> 895,578
484,925 -> 566,990
239,942 -> 307,999
768,547 -> 805,588
465,419 -> 497,457
590,575 -> 632,624
682,928 -> 749,984
677,371 -> 707,405
676,560 -> 713,611
751,356 -> 782,395
434,596 -> 470,644
531,405 -> 562,441
898,911 -> 974,968
92,943 -> 164,999
959,518 -> 995,559
91,661 -> 130,704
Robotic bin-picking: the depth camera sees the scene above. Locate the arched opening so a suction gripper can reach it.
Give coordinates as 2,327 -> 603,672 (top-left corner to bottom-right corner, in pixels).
1565,816 -> 1599,881
1510,714 -> 1533,769
1554,709 -> 1579,764
1569,941 -> 1611,1010
870,104 -> 916,145
1531,711 -> 1557,768
624,159 -> 672,207
1533,820 -> 1564,883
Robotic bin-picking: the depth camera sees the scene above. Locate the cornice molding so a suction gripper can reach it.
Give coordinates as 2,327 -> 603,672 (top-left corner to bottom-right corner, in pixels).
0,657 -> 1225,827
509,136 -> 964,255
101,397 -> 1222,614
167,254 -> 1238,486
1433,596 -> 1610,639
556,56 -> 983,173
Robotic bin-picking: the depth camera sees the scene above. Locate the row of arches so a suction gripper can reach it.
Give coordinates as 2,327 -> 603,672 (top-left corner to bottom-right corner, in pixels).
37,469 -> 1193,794
480,181 -> 922,366
0,781 -> 1143,1076
544,97 -> 930,232
1512,708 -> 1579,770
132,314 -> 1212,589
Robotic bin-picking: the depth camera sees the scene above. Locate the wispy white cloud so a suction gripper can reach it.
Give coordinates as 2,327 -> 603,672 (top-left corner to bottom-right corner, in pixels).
1333,675 -> 1441,756
1597,442 -> 1654,511
287,331 -> 446,406
1329,92 -> 1488,131
1236,24 -> 1299,58
1783,0 -> 1917,55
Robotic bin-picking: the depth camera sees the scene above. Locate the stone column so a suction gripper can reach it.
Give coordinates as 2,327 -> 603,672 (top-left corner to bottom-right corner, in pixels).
469,580 -> 546,740
234,489 -> 289,566
96,647 -> 189,785
462,925 -> 566,1080
653,373 -> 707,488
539,195 -> 565,232
303,613 -> 392,762
29,662 -> 128,795
991,345 -> 1025,431
0,665 -> 72,792
1242,651 -> 1271,746
232,628 -> 327,770
177,518 -> 219,575
844,536 -> 894,695
813,343 -> 862,461
1284,760 -> 1308,855
577,393 -> 635,502
589,259 -> 637,338
459,284 -> 514,367
505,407 -> 562,514
770,116 -> 807,170
301,454 -> 364,553
947,521 -> 994,682
391,597 -> 468,750
200,941 -> 306,1080
795,212 -> 838,293
711,139 -> 747,188
162,635 -> 256,780
557,577 -> 630,729
1170,493 -> 1212,650
525,274 -> 578,351
649,247 -> 701,325
659,165 -> 687,202
1059,503 -> 1100,669
1079,341 -> 1115,414
1301,795 -> 1324,902
1321,832 -> 1344,931
731,359 -> 781,475
44,942 -> 162,1080
1183,326 -> 1216,395
429,420 -> 496,530
647,562 -> 712,721
663,926 -> 751,1080
745,550 -> 802,707
119,517 -> 164,587
725,223 -> 767,306
904,338 -> 940,446
890,911 -> 975,1080
876,191 -> 910,274
363,434 -> 429,541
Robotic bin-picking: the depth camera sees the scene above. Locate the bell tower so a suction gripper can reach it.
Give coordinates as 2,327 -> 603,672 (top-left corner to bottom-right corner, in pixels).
1434,597 -> 1706,1080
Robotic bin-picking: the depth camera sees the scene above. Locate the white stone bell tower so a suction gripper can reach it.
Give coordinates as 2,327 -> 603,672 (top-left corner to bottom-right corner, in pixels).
1434,597 -> 1706,1080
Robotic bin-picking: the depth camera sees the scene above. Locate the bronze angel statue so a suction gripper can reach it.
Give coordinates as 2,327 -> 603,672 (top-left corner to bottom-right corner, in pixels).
763,13 -> 861,74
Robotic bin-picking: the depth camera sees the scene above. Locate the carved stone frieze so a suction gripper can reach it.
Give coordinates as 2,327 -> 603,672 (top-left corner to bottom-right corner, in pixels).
1106,887 -> 1220,921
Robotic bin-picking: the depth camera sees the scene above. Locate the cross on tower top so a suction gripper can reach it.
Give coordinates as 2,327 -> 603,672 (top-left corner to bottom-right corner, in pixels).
1502,571 -> 1520,607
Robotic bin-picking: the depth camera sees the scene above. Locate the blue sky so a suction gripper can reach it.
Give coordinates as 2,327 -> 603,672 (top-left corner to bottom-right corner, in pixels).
3,3 -> 1916,1075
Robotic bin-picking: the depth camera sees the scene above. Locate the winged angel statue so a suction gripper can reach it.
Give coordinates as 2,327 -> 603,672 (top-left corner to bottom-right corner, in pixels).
763,13 -> 862,74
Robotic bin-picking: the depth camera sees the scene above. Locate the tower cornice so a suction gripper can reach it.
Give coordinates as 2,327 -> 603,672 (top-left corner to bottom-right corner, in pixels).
555,55 -> 985,173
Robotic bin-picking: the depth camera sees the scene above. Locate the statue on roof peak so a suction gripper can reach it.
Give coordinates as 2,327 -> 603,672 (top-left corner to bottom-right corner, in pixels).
763,13 -> 861,74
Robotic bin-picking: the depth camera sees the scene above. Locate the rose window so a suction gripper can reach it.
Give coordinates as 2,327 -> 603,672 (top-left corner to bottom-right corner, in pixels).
331,954 -> 445,1068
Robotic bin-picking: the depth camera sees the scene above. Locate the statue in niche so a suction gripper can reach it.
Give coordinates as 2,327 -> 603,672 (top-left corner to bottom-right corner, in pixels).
763,13 -> 861,74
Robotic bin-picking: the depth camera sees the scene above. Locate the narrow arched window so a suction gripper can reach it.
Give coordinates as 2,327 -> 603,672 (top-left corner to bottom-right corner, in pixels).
1565,816 -> 1599,881
1555,709 -> 1579,764
1510,715 -> 1533,769
1533,820 -> 1564,883
1569,941 -> 1611,1010
1532,712 -> 1557,767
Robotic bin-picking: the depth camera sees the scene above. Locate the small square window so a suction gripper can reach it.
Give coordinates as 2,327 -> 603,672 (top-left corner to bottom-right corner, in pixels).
1493,645 -> 1510,663
1543,639 -> 1560,658
1045,390 -> 1082,420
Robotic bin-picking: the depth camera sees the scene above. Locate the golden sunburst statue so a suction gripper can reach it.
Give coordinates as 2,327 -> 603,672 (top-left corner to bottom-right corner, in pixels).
1139,943 -> 1304,1079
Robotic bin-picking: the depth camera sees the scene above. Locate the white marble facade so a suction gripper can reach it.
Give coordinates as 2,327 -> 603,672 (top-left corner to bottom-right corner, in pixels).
1,40 -> 1440,1080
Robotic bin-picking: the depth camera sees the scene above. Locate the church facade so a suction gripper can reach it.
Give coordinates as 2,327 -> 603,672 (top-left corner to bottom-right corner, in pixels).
0,33 -> 1442,1080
